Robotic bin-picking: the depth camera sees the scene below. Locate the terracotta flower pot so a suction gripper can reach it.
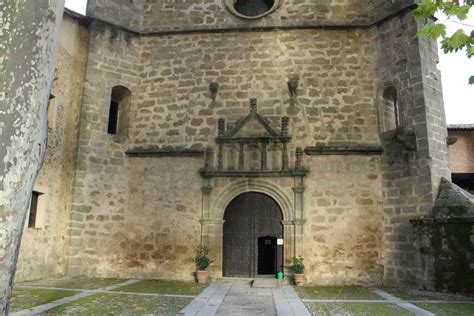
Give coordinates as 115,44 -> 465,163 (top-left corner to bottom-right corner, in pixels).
196,270 -> 208,284
294,273 -> 306,286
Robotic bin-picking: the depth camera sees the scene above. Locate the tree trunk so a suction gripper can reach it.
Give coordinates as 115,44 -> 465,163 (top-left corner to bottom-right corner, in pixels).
0,0 -> 64,313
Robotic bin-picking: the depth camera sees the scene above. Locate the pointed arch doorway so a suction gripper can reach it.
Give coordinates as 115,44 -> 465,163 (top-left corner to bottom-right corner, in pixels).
223,192 -> 284,278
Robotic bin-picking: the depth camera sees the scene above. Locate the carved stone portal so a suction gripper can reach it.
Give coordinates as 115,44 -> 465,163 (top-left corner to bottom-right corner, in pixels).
199,99 -> 308,279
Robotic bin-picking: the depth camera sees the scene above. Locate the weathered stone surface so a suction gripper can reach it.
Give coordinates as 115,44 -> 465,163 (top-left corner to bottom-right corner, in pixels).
411,178 -> 474,294
371,9 -> 450,288
433,178 -> 474,218
15,13 -> 89,282
0,0 -> 64,313
11,0 -> 450,293
90,0 -> 372,33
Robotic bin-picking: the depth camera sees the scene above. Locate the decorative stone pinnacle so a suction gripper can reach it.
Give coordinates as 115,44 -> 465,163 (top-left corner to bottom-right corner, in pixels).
281,116 -> 289,136
250,98 -> 257,112
295,147 -> 304,170
209,82 -> 219,95
288,79 -> 299,97
218,118 -> 226,137
204,147 -> 213,171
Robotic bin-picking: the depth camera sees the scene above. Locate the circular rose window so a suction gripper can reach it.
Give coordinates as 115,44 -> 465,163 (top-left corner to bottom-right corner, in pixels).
224,0 -> 281,20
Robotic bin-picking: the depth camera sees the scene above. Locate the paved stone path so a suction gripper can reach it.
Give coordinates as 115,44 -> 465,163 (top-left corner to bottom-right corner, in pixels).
179,283 -> 310,316
373,289 -> 435,316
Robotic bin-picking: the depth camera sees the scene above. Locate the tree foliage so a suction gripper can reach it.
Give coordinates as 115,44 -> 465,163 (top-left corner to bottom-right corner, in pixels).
414,0 -> 474,84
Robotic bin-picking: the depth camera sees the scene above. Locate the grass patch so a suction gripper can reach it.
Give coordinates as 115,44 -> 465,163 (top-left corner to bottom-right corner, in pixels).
414,303 -> 474,316
381,288 -> 438,301
10,288 -> 77,312
18,277 -> 125,290
112,279 -> 206,296
45,293 -> 191,315
305,302 -> 412,316
382,287 -> 472,301
296,285 -> 380,300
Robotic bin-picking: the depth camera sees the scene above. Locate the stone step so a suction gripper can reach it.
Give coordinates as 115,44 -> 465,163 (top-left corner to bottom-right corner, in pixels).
214,277 -> 254,285
252,278 -> 280,288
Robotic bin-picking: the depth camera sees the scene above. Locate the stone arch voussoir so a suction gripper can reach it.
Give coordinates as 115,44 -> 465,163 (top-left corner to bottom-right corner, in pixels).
212,179 -> 294,221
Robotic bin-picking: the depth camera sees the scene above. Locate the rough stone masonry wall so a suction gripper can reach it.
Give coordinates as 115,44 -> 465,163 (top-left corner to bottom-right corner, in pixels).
367,0 -> 415,22
87,0 -> 144,32
369,10 -> 450,287
122,157 -> 203,280
67,22 -> 142,276
15,13 -> 89,282
417,17 -> 450,200
303,156 -> 384,285
66,19 -> 386,283
88,0 -> 370,33
133,29 -> 378,149
0,0 -> 64,312
140,0 -> 369,32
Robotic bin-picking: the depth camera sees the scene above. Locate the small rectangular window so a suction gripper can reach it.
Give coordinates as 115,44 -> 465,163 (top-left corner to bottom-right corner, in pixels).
28,191 -> 42,228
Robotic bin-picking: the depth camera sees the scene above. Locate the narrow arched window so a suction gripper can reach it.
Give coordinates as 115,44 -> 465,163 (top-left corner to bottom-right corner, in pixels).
382,87 -> 400,132
108,86 -> 131,138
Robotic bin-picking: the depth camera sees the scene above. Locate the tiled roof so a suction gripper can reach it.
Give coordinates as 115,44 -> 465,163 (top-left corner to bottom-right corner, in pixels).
448,124 -> 474,130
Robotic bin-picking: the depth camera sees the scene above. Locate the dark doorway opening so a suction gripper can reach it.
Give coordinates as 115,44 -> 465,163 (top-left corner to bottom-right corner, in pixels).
223,192 -> 283,278
258,236 -> 276,275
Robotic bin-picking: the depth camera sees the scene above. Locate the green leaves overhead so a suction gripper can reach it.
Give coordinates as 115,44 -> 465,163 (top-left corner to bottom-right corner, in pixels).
418,23 -> 447,40
413,0 -> 474,84
441,29 -> 472,53
444,3 -> 471,20
414,0 -> 438,19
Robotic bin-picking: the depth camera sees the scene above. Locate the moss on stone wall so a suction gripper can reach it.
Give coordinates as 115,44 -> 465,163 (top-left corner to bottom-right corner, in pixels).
432,223 -> 473,294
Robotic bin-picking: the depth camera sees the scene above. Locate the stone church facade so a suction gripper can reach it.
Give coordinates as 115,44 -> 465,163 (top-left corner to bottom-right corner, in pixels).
16,0 -> 451,289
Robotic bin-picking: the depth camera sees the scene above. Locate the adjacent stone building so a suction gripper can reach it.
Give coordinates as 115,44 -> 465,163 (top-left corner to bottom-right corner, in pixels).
448,124 -> 474,193
16,0 -> 452,289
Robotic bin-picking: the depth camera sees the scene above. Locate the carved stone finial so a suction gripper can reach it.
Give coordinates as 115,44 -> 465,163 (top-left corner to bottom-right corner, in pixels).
281,116 -> 289,136
288,79 -> 299,97
204,148 -> 214,171
209,82 -> 219,95
295,147 -> 304,170
218,118 -> 226,137
250,98 -> 257,112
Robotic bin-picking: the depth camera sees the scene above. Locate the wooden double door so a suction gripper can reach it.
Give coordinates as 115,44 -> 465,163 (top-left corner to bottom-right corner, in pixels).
223,192 -> 283,277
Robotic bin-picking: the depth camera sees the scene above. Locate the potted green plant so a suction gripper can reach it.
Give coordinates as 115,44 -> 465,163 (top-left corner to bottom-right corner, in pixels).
292,256 -> 306,286
195,245 -> 212,283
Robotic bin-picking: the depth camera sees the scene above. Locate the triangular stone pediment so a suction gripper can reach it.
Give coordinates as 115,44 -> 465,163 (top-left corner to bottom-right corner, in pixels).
232,114 -> 275,138
224,99 -> 279,139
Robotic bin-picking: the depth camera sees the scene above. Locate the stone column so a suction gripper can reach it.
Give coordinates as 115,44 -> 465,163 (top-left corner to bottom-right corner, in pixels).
0,1 -> 64,313
218,144 -> 224,171
238,143 -> 245,170
200,179 -> 225,280
282,143 -> 289,171
293,177 -> 306,257
261,142 -> 267,171
201,219 -> 225,280
200,180 -> 213,237
282,221 -> 295,267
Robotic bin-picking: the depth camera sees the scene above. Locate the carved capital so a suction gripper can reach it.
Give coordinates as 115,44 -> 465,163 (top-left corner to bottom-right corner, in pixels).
293,219 -> 306,226
292,187 -> 305,194
201,186 -> 213,194
200,219 -> 225,226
